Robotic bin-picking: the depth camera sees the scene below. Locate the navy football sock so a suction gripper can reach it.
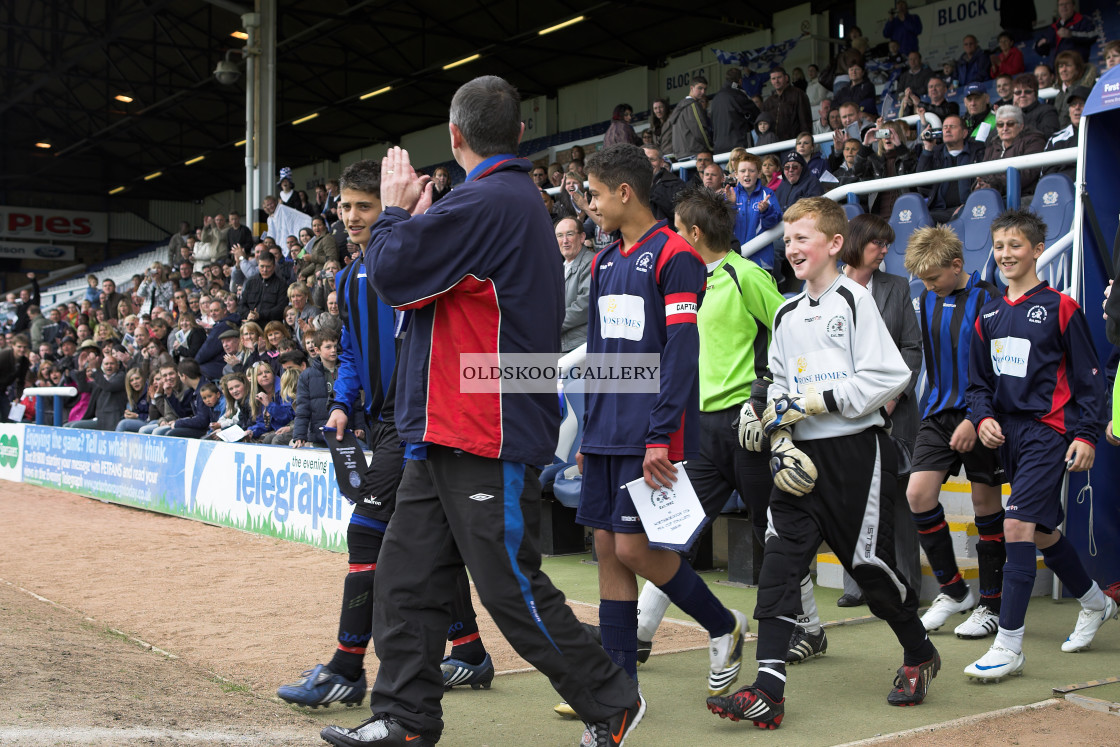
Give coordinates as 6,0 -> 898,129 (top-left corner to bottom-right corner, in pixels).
998,542 -> 1037,631
657,561 -> 734,637
599,599 -> 639,680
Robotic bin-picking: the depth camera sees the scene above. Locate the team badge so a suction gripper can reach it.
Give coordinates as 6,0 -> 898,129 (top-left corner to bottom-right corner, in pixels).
972,205 -> 987,219
826,315 -> 847,338
635,251 -> 654,273
898,209 -> 913,223
1042,191 -> 1059,206
1027,304 -> 1048,324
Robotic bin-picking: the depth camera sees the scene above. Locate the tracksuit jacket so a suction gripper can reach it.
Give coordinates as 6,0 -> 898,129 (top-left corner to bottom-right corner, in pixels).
366,156 -> 563,466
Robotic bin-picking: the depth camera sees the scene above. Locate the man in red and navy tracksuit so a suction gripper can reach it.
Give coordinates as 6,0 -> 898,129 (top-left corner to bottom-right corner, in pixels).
320,76 -> 641,747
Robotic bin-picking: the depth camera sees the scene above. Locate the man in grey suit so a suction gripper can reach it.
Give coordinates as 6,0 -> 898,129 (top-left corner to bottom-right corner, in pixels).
555,216 -> 593,353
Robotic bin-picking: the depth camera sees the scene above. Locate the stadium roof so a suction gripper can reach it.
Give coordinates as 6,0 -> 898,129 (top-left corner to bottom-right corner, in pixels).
1,0 -> 792,202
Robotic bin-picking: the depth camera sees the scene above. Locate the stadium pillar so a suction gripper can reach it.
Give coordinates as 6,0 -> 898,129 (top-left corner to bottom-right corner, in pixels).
245,0 -> 277,224
1065,67 -> 1120,588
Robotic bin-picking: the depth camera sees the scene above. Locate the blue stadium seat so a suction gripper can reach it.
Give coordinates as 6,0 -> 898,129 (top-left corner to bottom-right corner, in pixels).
843,202 -> 865,221
886,193 -> 933,277
908,277 -> 931,413
554,376 -> 585,464
1030,173 -> 1076,247
949,188 -> 1003,279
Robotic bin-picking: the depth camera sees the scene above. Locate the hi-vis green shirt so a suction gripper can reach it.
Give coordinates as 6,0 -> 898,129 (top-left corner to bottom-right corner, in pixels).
698,252 -> 786,412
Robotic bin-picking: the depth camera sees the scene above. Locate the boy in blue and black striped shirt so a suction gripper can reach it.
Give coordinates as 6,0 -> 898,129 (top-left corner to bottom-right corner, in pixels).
902,226 -> 1007,640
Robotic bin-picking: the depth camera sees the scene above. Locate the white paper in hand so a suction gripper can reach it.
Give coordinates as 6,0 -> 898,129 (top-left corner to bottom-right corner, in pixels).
624,463 -> 707,552
217,424 -> 247,442
6,403 -> 25,422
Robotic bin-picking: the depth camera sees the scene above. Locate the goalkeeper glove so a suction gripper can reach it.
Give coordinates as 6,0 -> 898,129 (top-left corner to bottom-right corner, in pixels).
769,428 -> 818,496
763,387 -> 827,435
736,401 -> 767,452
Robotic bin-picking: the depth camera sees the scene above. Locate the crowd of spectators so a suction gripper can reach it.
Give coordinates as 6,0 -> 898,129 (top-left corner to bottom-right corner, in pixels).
529,1 -> 1110,285
0,194 -> 354,449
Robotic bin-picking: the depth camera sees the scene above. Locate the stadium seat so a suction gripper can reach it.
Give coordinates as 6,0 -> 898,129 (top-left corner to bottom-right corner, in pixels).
1030,173 -> 1076,288
949,188 -> 1003,279
843,202 -> 865,221
886,193 -> 933,277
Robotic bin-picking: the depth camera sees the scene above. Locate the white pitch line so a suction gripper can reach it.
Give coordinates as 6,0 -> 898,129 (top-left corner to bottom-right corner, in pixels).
0,726 -> 306,744
1,578 -> 178,659
833,698 -> 1062,746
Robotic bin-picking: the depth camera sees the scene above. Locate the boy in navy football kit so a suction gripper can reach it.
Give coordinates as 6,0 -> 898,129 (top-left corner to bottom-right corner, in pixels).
902,226 -> 1007,639
578,145 -> 748,706
278,162 -> 492,711
964,209 -> 1116,681
709,198 -> 939,729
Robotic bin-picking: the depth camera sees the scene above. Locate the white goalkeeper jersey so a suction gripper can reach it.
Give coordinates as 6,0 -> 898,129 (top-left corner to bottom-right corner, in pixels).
768,274 -> 910,441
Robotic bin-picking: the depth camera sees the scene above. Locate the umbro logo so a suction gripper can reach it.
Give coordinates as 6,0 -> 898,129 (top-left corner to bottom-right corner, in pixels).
469,493 -> 494,502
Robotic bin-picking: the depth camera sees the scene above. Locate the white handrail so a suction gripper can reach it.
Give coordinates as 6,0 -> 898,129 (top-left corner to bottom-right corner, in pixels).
670,114 -> 941,172
740,149 -> 1078,258
23,386 -> 78,397
1037,231 -> 1073,271
557,343 -> 587,375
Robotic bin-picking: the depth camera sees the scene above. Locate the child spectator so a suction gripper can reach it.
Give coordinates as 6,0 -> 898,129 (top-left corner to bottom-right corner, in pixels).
753,112 -> 779,148
901,225 -> 1006,640
964,209 -> 1115,681
710,197 -> 937,728
761,154 -> 782,191
210,372 -> 252,439
728,153 -> 782,268
292,329 -> 345,448
248,362 -> 296,444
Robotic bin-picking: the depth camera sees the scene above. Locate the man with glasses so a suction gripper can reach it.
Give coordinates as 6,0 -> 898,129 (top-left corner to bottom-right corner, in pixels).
530,166 -> 549,189
555,216 -> 593,353
1012,74 -> 1059,137
918,115 -> 985,222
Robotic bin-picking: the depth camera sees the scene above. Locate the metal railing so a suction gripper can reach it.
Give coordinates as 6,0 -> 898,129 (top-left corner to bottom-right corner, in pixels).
23,386 -> 78,427
740,148 -> 1078,258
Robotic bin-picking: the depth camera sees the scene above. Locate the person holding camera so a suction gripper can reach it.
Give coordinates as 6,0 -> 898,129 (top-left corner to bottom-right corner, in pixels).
916,115 -> 984,222
136,263 -> 175,314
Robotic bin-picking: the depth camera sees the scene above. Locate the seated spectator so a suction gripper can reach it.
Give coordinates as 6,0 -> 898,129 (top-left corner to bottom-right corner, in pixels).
1053,50 -> 1098,128
555,217 -> 593,354
833,138 -> 867,190
66,349 -> 126,430
993,74 -> 1015,109
1043,85 -> 1089,179
37,363 -> 77,423
726,147 -> 750,175
917,114 -> 985,222
862,119 -> 918,217
114,367 -> 151,432
547,162 -> 564,188
700,162 -> 726,191
643,145 -> 686,223
554,171 -> 587,220
938,60 -> 959,89
247,362 -> 295,444
960,83 -> 997,143
975,105 -> 1047,197
896,51 -> 934,97
761,153 -> 782,190
1104,39 -> 1120,71
832,62 -> 877,116
287,282 -> 320,345
728,155 -> 782,266
292,329 -> 345,448
813,98 -> 833,135
911,77 -> 959,122
603,103 -> 643,148
1012,73 -> 1059,137
529,165 -> 549,190
1034,63 -> 1056,91
194,298 -> 240,381
990,32 -> 1025,79
238,253 -> 289,324
793,132 -> 829,181
774,151 -> 824,212
142,364 -> 190,434
752,111 -> 779,148
805,65 -> 831,108
165,359 -> 221,438
957,35 -> 991,87
168,314 -> 205,362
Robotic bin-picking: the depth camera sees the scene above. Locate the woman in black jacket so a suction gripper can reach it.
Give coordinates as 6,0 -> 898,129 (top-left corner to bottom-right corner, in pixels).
863,119 -> 918,217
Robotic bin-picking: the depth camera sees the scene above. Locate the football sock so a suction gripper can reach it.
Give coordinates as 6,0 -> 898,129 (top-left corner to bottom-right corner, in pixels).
599,599 -> 639,680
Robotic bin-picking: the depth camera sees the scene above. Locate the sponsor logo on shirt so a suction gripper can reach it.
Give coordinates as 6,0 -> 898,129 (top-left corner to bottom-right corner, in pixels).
635,251 -> 654,273
991,336 -> 1031,377
1027,304 -> 1048,324
621,515 -> 640,522
983,309 -> 1000,318
599,261 -> 614,270
789,349 -> 851,392
598,294 -> 646,341
802,314 -> 822,323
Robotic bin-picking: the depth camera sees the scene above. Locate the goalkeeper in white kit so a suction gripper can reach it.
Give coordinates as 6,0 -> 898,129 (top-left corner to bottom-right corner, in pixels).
707,197 -> 939,730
